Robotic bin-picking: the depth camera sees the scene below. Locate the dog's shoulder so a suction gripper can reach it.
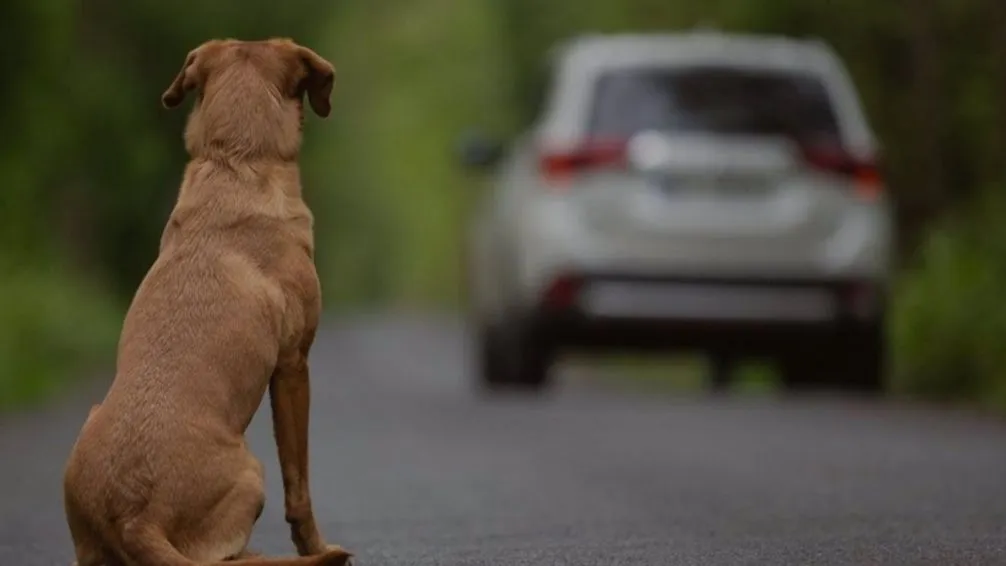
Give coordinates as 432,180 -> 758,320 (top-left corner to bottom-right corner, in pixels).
151,159 -> 320,340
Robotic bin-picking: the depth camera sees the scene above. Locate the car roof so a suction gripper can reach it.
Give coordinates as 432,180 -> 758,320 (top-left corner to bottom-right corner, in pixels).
550,31 -> 838,74
533,30 -> 876,153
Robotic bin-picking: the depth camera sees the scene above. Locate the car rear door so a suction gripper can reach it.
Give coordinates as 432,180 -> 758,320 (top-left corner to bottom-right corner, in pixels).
545,61 -> 883,276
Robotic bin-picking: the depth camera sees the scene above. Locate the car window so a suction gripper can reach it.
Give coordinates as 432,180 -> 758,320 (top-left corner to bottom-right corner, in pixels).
588,66 -> 842,144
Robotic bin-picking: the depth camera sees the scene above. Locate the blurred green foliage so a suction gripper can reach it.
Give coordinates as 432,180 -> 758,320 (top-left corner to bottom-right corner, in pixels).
0,261 -> 121,409
0,0 -> 335,407
1,0 -> 1003,409
891,187 -> 1006,412
306,0 -> 513,307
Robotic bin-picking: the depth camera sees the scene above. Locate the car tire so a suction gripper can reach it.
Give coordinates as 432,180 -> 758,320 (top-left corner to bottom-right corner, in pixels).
707,352 -> 736,392
476,318 -> 553,391
477,321 -> 511,387
777,323 -> 887,395
776,351 -> 824,392
839,323 -> 887,395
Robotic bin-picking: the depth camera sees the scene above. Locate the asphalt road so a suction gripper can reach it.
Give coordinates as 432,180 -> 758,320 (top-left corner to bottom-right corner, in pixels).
2,314 -> 1005,565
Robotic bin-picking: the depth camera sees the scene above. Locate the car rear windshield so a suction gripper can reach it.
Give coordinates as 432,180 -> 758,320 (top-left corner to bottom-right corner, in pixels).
588,66 -> 842,143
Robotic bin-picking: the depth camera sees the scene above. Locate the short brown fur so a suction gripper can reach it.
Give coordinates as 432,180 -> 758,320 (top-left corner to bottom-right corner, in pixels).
62,38 -> 350,566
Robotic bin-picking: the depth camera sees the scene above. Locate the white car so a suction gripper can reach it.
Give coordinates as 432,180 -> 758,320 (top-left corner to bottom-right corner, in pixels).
458,31 -> 893,393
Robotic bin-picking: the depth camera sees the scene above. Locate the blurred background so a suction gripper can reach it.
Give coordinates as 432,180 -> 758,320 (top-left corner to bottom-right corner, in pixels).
1,0 -> 1004,411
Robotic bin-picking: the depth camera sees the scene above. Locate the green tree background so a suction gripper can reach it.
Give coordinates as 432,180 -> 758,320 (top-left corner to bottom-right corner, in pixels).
1,0 -> 1003,409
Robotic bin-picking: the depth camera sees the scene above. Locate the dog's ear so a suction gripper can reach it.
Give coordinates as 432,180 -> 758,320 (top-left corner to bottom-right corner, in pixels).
161,43 -> 216,109
296,46 -> 335,118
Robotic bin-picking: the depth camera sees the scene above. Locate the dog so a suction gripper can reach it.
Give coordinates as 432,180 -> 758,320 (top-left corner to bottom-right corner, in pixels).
62,38 -> 351,566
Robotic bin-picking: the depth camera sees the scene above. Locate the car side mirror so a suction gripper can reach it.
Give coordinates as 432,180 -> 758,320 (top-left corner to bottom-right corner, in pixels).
456,131 -> 503,171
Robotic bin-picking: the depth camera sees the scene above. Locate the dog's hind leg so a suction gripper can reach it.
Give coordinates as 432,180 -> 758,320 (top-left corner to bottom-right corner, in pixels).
176,458 -> 267,563
223,548 -> 352,566
118,518 -> 351,566
66,499 -> 106,566
70,545 -> 103,566
69,534 -> 104,566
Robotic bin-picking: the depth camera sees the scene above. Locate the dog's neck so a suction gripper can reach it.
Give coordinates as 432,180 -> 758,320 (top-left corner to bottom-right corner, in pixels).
183,71 -> 305,163
177,158 -> 304,201
165,158 -> 312,254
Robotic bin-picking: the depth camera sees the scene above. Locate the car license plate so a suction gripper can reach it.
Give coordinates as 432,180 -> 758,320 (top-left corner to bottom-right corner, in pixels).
581,282 -> 837,322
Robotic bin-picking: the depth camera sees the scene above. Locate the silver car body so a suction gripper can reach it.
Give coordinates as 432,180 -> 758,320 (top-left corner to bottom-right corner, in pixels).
468,31 -> 893,329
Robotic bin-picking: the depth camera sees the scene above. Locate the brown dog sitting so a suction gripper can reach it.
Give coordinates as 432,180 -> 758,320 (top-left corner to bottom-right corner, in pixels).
62,38 -> 352,566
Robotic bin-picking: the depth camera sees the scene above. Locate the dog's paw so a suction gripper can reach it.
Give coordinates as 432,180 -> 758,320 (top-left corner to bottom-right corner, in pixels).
315,545 -> 353,566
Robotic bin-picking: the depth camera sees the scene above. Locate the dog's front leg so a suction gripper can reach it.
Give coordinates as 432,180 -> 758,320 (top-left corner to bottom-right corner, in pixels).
269,353 -> 329,556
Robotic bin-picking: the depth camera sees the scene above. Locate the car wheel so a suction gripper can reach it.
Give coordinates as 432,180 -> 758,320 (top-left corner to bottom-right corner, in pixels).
777,325 -> 887,395
706,352 -> 735,392
838,323 -> 887,395
477,321 -> 511,387
776,351 -> 824,392
476,318 -> 554,391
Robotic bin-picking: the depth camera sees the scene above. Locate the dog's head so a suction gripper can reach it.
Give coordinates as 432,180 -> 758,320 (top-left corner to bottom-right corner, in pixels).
161,38 -> 335,159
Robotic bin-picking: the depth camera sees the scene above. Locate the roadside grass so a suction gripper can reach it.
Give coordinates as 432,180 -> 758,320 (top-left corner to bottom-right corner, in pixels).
890,187 -> 1006,414
0,260 -> 122,412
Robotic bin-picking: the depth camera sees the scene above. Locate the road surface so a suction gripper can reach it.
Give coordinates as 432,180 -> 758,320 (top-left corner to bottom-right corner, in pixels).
2,315 -> 1005,565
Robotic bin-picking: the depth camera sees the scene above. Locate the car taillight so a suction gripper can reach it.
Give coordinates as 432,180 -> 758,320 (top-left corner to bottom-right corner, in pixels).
542,274 -> 582,308
539,138 -> 628,189
799,143 -> 884,201
840,282 -> 880,320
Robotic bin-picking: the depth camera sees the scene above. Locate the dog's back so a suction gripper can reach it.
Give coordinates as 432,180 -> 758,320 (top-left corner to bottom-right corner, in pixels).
64,170 -> 313,529
63,39 -> 349,566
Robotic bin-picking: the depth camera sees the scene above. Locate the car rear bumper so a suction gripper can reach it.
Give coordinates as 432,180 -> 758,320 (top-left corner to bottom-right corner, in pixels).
528,273 -> 884,356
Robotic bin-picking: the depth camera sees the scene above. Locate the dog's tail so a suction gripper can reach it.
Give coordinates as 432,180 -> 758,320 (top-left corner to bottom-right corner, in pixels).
212,550 -> 352,566
117,523 -> 352,566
